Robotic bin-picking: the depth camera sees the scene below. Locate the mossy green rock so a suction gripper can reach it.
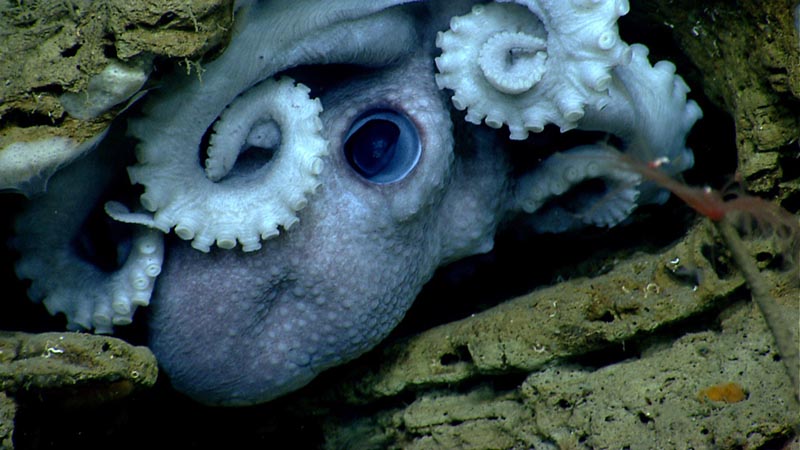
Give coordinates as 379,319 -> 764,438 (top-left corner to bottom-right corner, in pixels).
0,331 -> 157,449
0,332 -> 157,398
634,0 -> 800,200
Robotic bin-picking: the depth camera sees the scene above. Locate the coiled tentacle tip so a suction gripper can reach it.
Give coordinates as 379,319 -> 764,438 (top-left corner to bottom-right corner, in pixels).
435,0 -> 629,139
128,76 -> 328,252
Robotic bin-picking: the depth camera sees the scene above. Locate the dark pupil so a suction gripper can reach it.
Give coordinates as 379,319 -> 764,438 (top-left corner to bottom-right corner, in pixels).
345,119 -> 400,177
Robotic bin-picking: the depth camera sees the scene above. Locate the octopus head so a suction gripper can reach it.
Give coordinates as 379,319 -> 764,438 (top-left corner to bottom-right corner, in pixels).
118,2 -> 508,405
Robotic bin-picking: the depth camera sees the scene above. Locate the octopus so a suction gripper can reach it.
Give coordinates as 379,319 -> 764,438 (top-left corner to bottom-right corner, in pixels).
6,0 -> 702,405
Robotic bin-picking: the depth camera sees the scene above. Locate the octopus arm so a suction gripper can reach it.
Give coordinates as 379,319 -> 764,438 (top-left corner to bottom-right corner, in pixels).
514,145 -> 642,232
125,78 -> 326,253
435,0 -> 630,139
125,2 -> 421,252
578,43 -> 703,204
12,148 -> 163,334
512,45 -> 702,232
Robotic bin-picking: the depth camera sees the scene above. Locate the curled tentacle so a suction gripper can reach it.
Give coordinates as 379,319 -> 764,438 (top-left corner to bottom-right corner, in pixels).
12,150 -> 164,334
435,0 -> 630,139
478,32 -> 547,95
124,77 -> 328,252
515,145 -> 642,232
205,117 -> 282,182
14,226 -> 163,334
119,2 -> 420,253
579,43 -> 703,205
514,42 -> 703,233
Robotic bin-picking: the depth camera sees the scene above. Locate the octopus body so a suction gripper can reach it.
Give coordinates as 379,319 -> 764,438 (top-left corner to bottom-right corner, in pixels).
9,0 -> 701,405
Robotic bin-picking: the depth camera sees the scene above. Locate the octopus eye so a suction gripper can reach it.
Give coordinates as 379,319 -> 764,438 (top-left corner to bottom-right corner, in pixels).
343,109 -> 421,183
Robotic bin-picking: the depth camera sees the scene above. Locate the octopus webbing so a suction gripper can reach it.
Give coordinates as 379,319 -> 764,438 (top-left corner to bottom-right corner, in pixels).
8,0 -> 701,406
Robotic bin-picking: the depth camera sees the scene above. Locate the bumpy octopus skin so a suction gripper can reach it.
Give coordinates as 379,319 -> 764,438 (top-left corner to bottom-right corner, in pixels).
10,0 -> 702,405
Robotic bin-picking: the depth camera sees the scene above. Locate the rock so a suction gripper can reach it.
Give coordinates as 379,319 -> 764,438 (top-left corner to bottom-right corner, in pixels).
0,0 -> 233,194
632,0 -> 800,201
0,331 -> 157,402
521,303 -> 796,449
0,331 -> 157,449
0,392 -> 14,450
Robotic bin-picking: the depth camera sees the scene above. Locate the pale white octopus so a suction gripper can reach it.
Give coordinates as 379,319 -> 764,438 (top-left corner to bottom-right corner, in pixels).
10,0 -> 701,405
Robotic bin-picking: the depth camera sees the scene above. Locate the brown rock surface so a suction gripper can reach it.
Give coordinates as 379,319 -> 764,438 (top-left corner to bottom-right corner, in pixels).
0,0 -> 233,191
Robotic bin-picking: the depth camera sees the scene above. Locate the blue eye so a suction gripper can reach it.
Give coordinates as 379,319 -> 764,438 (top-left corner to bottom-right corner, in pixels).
344,109 -> 421,183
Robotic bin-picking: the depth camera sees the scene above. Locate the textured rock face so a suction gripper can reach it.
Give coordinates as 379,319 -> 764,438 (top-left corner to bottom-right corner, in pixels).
0,332 -> 158,450
0,332 -> 158,399
633,0 -> 800,200
0,0 -> 233,193
0,392 -> 13,449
